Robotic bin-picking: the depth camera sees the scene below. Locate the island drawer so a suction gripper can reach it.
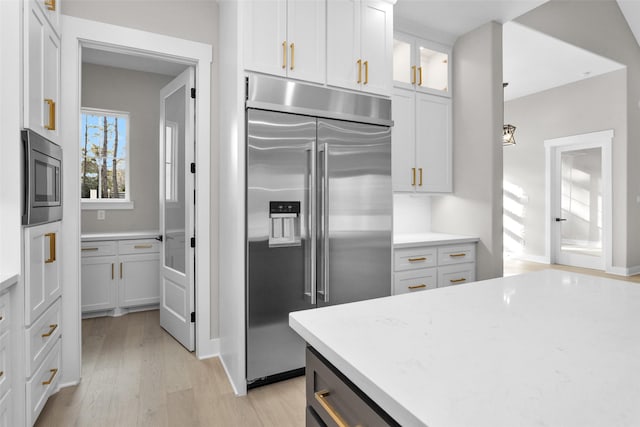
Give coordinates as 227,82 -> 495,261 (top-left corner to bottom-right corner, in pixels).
437,244 -> 475,266
306,347 -> 399,427
81,241 -> 116,258
438,263 -> 476,288
394,247 -> 437,271
393,268 -> 437,295
118,239 -> 160,255
25,297 -> 61,377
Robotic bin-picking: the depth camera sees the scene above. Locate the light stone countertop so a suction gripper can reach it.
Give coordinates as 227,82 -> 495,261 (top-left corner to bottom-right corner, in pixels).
0,273 -> 19,293
289,270 -> 640,426
394,232 -> 479,248
81,230 -> 160,242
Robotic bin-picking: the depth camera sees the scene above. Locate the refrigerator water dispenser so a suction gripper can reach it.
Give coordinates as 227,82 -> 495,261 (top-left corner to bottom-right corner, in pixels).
268,201 -> 301,248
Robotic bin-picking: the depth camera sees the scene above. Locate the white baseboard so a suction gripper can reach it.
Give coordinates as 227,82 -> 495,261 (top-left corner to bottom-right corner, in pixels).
196,337 -> 220,359
607,265 -> 640,277
506,253 -> 550,264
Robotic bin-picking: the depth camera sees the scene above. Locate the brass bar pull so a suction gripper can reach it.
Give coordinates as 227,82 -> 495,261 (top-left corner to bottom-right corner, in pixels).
120,262 -> 123,279
411,65 -> 416,84
419,168 -> 423,186
408,257 -> 426,262
314,390 -> 350,427
44,0 -> 56,11
290,43 -> 295,70
111,263 -> 114,280
42,368 -> 58,385
41,324 -> 58,338
418,66 -> 423,86
44,99 -> 56,130
357,59 -> 362,84
81,247 -> 99,252
45,232 -> 56,263
364,60 -> 369,84
450,278 -> 467,283
411,167 -> 416,186
408,284 -> 427,290
134,244 -> 153,249
282,41 -> 287,69
449,253 -> 467,258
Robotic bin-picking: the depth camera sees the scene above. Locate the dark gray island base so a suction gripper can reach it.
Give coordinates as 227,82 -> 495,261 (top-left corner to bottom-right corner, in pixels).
305,346 -> 400,427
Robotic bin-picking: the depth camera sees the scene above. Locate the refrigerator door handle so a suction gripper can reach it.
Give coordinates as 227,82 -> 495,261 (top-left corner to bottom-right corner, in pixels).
318,144 -> 330,303
306,147 -> 317,305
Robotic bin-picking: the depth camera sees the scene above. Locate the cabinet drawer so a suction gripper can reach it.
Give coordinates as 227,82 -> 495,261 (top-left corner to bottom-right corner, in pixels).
0,332 -> 9,400
0,390 -> 10,427
25,298 -> 61,377
27,338 -> 61,427
0,292 -> 8,335
306,347 -> 399,427
394,247 -> 437,271
437,244 -> 475,266
118,239 -> 160,255
393,269 -> 437,295
81,240 -> 116,258
438,263 -> 475,288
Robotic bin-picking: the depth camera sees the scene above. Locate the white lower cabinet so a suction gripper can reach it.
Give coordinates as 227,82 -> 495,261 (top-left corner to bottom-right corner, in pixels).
393,241 -> 476,295
81,238 -> 160,315
26,338 -> 61,426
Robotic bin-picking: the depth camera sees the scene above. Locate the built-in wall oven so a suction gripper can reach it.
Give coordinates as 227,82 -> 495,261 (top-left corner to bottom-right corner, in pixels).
22,129 -> 62,226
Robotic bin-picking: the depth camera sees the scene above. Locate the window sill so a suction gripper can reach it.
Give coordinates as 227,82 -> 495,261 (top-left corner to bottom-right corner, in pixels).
82,200 -> 135,210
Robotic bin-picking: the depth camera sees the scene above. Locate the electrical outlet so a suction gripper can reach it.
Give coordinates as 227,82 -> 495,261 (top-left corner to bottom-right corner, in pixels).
97,210 -> 105,220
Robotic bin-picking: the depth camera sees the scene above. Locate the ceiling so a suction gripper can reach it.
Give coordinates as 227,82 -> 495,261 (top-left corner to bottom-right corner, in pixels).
82,47 -> 188,77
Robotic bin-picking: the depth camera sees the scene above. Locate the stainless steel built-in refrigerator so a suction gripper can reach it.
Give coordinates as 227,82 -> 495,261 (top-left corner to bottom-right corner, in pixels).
246,75 -> 392,387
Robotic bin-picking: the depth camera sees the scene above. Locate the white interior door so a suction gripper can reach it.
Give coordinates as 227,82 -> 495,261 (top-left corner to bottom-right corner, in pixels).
159,67 -> 195,351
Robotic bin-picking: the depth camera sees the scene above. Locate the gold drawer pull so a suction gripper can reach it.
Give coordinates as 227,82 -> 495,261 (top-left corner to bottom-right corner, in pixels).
315,390 -> 349,427
282,41 -> 287,69
408,284 -> 427,290
42,368 -> 58,385
449,253 -> 466,258
357,59 -> 362,84
411,65 -> 416,84
411,167 -> 416,186
111,263 -> 114,280
45,232 -> 56,263
418,66 -> 423,86
418,167 -> 423,186
408,257 -> 426,262
82,247 -> 99,251
134,244 -> 153,249
450,278 -> 466,283
120,262 -> 123,279
290,43 -> 295,70
42,323 -> 58,337
363,60 -> 369,84
44,0 -> 56,11
44,99 -> 56,130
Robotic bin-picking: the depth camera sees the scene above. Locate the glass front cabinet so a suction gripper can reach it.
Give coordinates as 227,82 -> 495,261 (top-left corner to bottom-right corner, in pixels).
393,32 -> 451,97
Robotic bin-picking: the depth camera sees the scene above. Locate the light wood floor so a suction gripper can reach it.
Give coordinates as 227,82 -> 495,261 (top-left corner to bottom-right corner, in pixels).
36,260 -> 639,426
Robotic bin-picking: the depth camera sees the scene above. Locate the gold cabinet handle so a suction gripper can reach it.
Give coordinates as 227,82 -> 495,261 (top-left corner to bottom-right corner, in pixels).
42,368 -> 58,385
411,167 -> 416,186
450,278 -> 467,283
282,41 -> 287,69
449,253 -> 467,258
357,59 -> 362,84
44,0 -> 56,11
41,323 -> 58,337
408,257 -> 426,262
364,60 -> 369,84
45,232 -> 56,263
408,284 -> 427,290
290,43 -> 295,70
81,247 -> 99,252
411,65 -> 416,85
419,167 -> 423,186
418,66 -> 423,86
134,244 -> 153,249
44,99 -> 56,130
314,390 -> 349,427
111,263 -> 114,280
120,262 -> 123,279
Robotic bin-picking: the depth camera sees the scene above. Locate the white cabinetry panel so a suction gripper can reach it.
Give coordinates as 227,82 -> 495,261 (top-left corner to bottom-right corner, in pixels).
415,93 -> 452,193
243,0 -> 287,77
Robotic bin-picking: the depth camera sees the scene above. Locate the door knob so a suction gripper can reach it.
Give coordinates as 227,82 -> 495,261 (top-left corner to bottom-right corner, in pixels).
555,218 -> 567,222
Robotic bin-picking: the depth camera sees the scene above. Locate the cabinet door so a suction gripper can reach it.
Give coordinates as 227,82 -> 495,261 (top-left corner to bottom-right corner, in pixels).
287,0 -> 325,83
243,0 -> 287,77
326,0 -> 360,91
24,222 -> 61,326
393,32 -> 416,89
416,39 -> 450,96
391,88 -> 416,192
360,0 -> 392,96
119,253 -> 160,308
415,93 -> 452,192
438,263 -> 475,288
81,256 -> 117,313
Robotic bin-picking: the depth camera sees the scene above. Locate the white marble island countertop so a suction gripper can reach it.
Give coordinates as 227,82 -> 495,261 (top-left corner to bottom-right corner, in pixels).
394,231 -> 479,248
289,270 -> 640,426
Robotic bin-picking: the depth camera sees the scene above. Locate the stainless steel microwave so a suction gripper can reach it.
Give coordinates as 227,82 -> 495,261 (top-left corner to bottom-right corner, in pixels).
22,129 -> 62,226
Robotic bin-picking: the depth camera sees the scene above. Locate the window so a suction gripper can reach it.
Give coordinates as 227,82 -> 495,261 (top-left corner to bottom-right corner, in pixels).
164,121 -> 178,203
80,108 -> 132,209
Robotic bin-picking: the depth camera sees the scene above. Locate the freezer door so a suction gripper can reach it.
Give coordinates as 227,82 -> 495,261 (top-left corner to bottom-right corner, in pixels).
317,119 -> 392,307
246,109 -> 317,383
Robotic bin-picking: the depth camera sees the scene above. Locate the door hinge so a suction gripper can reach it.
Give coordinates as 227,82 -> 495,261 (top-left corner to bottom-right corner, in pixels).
190,237 -> 196,248
190,312 -> 196,323
190,88 -> 196,99
190,163 -> 196,174
155,235 -> 163,242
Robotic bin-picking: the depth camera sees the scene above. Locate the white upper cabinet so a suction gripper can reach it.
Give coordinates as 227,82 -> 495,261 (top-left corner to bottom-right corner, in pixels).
393,32 -> 451,97
327,0 -> 393,96
391,88 -> 415,192
243,0 -> 325,84
24,0 -> 61,143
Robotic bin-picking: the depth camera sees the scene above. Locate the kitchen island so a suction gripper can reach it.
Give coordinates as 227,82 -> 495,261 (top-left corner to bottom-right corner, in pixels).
289,270 -> 640,426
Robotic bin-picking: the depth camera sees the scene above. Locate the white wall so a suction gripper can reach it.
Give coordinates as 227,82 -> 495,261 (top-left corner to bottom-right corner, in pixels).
393,194 -> 432,234
81,63 -> 173,233
503,70 -> 626,264
431,22 -> 504,280
516,0 -> 640,268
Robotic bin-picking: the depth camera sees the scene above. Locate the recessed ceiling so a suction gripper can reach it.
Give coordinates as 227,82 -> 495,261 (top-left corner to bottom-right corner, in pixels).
82,47 -> 188,77
503,22 -> 625,101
